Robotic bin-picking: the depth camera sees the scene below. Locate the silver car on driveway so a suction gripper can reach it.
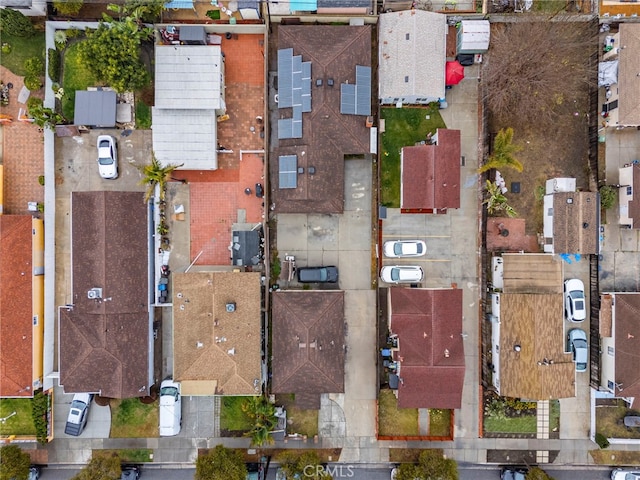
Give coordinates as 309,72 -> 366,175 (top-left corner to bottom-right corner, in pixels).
568,328 -> 588,372
383,240 -> 426,258
97,135 -> 118,179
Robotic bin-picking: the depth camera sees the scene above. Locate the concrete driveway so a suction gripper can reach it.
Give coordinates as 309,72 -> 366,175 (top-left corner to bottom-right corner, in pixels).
52,386 -> 111,441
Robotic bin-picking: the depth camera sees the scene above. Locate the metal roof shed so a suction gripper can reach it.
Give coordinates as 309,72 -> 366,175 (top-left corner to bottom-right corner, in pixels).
456,20 -> 490,54
73,90 -> 117,127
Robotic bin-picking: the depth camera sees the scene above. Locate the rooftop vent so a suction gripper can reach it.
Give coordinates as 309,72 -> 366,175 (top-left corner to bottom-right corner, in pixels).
87,288 -> 103,299
226,302 -> 236,313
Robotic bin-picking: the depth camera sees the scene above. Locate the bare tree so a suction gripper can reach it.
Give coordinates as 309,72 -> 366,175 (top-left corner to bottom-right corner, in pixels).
483,18 -> 598,127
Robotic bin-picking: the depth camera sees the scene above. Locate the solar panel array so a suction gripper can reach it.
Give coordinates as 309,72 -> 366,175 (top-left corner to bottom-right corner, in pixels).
340,65 -> 371,116
277,48 -> 312,139
279,155 -> 298,189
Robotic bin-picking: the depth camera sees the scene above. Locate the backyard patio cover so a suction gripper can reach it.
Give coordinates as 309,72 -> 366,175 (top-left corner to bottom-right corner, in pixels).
74,90 -> 116,127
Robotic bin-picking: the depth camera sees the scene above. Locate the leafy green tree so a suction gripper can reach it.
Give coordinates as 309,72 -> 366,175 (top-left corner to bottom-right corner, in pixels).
0,8 -> 35,37
53,1 -> 84,16
526,467 -> 555,480
70,453 -> 121,480
395,450 -> 458,480
195,445 -> 247,480
77,13 -> 152,93
278,451 -> 332,480
479,127 -> 524,174
26,97 -> 65,129
0,445 -> 31,480
242,395 -> 277,447
599,185 -> 617,210
484,180 -> 517,218
136,154 -> 183,203
111,0 -> 167,23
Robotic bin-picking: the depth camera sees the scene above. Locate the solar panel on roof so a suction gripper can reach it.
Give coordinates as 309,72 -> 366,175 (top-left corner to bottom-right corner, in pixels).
341,84 -> 357,115
277,49 -> 293,109
278,118 -> 293,139
279,155 -> 298,189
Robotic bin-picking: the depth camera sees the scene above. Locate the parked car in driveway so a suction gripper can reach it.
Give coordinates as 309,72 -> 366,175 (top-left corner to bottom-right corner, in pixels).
159,379 -> 182,436
97,135 -> 118,179
564,278 -> 586,322
383,240 -> 426,258
296,266 -> 338,283
64,393 -> 93,436
568,328 -> 588,372
611,469 -> 640,480
380,265 -> 423,284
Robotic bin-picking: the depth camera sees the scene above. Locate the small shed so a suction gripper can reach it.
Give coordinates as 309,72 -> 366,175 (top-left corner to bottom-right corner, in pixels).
456,20 -> 490,54
73,90 -> 116,127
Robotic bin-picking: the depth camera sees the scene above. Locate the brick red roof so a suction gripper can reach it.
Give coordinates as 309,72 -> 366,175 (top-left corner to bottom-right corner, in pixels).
271,291 -> 345,408
0,215 -> 34,397
401,129 -> 461,210
614,294 -> 640,408
59,192 -> 150,398
390,288 -> 464,409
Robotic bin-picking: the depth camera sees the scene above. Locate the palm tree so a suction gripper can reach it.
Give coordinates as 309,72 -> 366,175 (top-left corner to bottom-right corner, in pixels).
136,154 -> 183,203
478,127 -> 524,174
241,395 -> 277,447
483,180 -> 517,217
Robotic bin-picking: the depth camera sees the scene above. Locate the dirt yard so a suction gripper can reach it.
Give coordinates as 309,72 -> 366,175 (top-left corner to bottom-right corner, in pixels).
483,21 -> 596,238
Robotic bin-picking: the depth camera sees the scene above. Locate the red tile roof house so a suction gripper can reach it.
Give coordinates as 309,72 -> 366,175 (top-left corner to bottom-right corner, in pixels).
400,129 -> 461,213
388,287 -> 465,409
59,192 -> 153,398
599,293 -> 640,412
0,215 -> 45,397
271,291 -> 345,409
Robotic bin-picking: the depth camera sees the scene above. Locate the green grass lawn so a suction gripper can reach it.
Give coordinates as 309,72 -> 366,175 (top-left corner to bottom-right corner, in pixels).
378,389 -> 419,436
380,106 -> 447,208
550,399 -> 560,434
275,394 -> 318,438
596,400 -> 640,439
0,32 -> 45,76
428,409 -> 451,437
110,398 -> 158,438
220,396 -> 254,433
484,414 -> 537,434
61,41 -> 101,121
135,97 -> 151,129
100,449 -> 154,463
0,398 -> 36,436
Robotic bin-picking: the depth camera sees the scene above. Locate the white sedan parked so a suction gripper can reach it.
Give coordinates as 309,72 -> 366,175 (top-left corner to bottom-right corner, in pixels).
97,135 -> 118,179
383,240 -> 426,258
380,265 -> 423,284
564,278 -> 586,322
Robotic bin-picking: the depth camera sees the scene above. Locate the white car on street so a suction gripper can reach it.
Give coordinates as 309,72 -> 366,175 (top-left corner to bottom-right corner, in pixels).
97,135 -> 118,179
383,240 -> 426,258
564,278 -> 586,322
611,469 -> 640,480
380,265 -> 423,284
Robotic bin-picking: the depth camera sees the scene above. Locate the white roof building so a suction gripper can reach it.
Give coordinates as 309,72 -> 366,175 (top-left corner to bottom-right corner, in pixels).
378,9 -> 447,106
152,45 -> 226,170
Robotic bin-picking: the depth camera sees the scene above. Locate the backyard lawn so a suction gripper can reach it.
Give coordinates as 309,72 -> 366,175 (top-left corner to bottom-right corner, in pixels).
380,106 -> 446,208
61,40 -> 101,121
220,396 -> 253,435
0,398 -> 36,436
596,400 -> 640,440
110,398 -> 158,438
0,32 -> 45,76
378,389 -> 419,437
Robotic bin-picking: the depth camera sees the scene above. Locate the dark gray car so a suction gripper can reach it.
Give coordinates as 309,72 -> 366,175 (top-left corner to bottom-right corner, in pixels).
297,266 -> 338,283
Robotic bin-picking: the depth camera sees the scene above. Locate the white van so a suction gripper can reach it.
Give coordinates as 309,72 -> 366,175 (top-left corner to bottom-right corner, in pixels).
159,379 -> 182,436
